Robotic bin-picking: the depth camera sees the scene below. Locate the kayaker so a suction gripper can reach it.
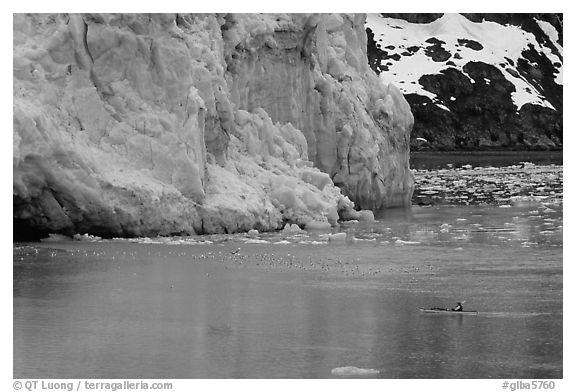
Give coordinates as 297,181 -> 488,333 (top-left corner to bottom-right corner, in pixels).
452,302 -> 463,311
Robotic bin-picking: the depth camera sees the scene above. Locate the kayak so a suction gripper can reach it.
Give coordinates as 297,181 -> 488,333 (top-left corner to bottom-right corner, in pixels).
419,308 -> 478,315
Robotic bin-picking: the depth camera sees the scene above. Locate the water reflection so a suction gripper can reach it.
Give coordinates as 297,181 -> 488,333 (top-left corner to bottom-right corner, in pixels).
14,234 -> 562,378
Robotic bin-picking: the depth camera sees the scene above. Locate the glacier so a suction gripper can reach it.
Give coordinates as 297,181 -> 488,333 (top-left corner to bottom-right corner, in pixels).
13,13 -> 414,239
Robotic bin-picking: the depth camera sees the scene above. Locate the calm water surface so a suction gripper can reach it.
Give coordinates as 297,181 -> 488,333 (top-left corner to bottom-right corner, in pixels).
13,156 -> 562,379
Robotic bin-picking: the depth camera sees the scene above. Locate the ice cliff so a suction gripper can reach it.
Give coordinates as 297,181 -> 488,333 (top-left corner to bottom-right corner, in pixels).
13,13 -> 414,239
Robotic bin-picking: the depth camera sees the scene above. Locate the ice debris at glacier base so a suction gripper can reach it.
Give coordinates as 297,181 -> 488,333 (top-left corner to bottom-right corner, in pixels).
412,163 -> 563,206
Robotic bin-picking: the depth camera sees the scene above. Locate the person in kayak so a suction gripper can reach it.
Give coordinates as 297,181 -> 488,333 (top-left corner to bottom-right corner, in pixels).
452,302 -> 463,311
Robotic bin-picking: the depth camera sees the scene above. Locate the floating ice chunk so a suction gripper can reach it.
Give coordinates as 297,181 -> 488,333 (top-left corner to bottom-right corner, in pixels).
274,240 -> 291,245
439,223 -> 451,233
73,233 -> 102,241
244,239 -> 270,244
282,223 -> 304,234
40,233 -> 72,242
357,210 -> 375,222
331,366 -> 380,376
166,239 -> 186,245
247,229 -> 259,238
395,239 -> 420,245
134,237 -> 153,243
328,232 -> 347,242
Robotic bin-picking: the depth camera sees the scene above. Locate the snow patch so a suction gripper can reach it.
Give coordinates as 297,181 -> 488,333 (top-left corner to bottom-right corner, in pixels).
367,13 -> 561,110
535,19 -> 563,85
436,103 -> 451,112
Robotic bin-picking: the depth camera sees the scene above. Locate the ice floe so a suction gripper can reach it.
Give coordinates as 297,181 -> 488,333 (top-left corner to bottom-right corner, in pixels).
413,164 -> 562,207
40,234 -> 72,242
331,366 -> 380,376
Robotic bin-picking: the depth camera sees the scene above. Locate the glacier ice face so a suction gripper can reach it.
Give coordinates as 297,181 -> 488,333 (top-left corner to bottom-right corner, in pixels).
13,13 -> 413,238
225,13 -> 414,210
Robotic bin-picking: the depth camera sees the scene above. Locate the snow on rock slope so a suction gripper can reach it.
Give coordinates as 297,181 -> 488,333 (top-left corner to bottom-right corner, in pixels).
13,13 -> 413,239
366,13 -> 562,151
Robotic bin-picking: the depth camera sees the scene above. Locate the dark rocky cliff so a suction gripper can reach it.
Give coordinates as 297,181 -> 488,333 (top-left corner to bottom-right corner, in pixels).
366,13 -> 562,151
